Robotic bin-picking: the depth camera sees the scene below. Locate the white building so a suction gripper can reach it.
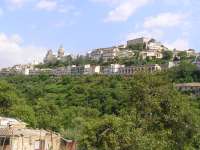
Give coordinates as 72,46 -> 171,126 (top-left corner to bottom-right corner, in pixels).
117,49 -> 134,59
102,47 -> 120,62
52,67 -> 71,76
118,64 -> 162,75
89,46 -> 134,62
103,64 -> 125,75
140,50 -> 163,59
84,64 -> 101,75
57,45 -> 65,59
186,49 -> 197,57
88,49 -> 103,61
148,42 -> 163,51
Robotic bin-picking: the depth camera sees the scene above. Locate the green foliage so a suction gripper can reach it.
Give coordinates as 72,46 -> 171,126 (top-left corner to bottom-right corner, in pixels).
163,51 -> 173,61
127,43 -> 146,51
168,61 -> 199,83
178,51 -> 188,60
1,67 -> 200,149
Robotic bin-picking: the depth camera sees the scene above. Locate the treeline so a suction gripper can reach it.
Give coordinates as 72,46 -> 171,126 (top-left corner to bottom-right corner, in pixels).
0,62 -> 200,149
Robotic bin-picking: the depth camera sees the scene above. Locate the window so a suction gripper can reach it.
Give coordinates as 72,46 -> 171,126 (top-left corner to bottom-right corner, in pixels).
34,140 -> 45,150
0,137 -> 10,146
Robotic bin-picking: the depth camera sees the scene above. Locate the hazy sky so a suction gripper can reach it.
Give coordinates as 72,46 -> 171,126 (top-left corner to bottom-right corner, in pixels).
0,0 -> 200,67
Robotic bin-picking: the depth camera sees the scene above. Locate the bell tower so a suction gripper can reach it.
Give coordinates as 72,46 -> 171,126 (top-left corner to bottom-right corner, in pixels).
58,45 -> 65,58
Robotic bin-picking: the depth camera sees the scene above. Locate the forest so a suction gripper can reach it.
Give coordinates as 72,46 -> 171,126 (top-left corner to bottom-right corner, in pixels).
0,61 -> 200,149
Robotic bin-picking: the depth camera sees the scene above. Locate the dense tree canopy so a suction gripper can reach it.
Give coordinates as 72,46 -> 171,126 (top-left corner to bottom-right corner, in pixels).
1,63 -> 200,149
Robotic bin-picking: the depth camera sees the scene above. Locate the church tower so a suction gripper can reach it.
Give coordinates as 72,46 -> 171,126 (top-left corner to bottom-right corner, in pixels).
58,45 -> 65,59
44,49 -> 56,63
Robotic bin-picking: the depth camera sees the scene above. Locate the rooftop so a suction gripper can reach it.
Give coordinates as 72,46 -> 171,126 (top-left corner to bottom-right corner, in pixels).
0,117 -> 27,128
176,83 -> 200,87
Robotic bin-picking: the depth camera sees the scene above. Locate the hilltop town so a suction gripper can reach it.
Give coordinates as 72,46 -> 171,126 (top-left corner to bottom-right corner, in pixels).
0,37 -> 199,76
1,38 -> 200,149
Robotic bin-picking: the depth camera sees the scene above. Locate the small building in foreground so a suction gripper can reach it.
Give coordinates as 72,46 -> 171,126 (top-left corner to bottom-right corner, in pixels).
0,117 -> 76,150
176,83 -> 200,96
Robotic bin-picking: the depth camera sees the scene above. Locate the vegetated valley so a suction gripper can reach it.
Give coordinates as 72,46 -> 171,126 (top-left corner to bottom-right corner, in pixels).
1,61 -> 200,149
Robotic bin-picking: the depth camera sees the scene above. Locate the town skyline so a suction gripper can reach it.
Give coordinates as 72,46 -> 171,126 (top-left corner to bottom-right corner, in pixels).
0,36 -> 198,69
0,0 -> 199,67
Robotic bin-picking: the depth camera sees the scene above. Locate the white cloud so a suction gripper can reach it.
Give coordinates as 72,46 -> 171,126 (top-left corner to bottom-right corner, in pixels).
125,11 -> 191,49
165,38 -> 190,50
127,29 -> 164,40
144,12 -> 188,29
0,8 -> 4,16
36,0 -> 77,14
6,0 -> 27,9
0,33 -> 45,68
162,0 -> 192,6
36,0 -> 58,11
93,0 -> 152,22
90,0 -> 121,5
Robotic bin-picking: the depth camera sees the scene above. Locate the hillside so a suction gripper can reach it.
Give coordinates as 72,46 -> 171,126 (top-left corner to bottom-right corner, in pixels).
0,62 -> 200,149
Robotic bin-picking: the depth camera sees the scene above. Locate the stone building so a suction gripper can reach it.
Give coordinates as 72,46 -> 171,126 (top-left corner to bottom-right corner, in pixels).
101,47 -> 119,62
44,50 -> 57,64
83,64 -> 101,75
88,46 -> 134,62
87,49 -> 103,62
52,67 -> 71,76
44,46 -> 69,63
139,50 -> 163,59
103,64 -> 125,75
127,37 -> 151,48
118,64 -> 162,75
176,83 -> 200,96
58,46 -> 65,59
0,117 -> 76,150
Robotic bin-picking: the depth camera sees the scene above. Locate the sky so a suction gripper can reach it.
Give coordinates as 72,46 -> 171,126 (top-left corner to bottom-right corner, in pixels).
0,0 -> 200,67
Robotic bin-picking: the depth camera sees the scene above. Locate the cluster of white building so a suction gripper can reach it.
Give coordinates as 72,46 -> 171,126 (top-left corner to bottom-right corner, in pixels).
0,37 -> 199,77
0,63 -> 176,76
87,37 -> 198,62
87,45 -> 134,62
87,37 -> 167,62
41,37 -> 199,66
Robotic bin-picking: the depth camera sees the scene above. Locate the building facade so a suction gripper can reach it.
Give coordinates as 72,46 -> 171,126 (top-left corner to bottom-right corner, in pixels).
118,64 -> 162,75
57,46 -> 65,59
176,83 -> 200,96
103,64 -> 125,75
139,50 -> 163,59
127,37 -> 151,47
0,117 -> 76,150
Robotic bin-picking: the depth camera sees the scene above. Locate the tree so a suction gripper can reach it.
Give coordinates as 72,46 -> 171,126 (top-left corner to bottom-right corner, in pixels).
127,43 -> 146,51
1,73 -> 200,149
0,80 -> 22,114
163,51 -> 173,61
168,61 -> 197,83
178,51 -> 187,60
